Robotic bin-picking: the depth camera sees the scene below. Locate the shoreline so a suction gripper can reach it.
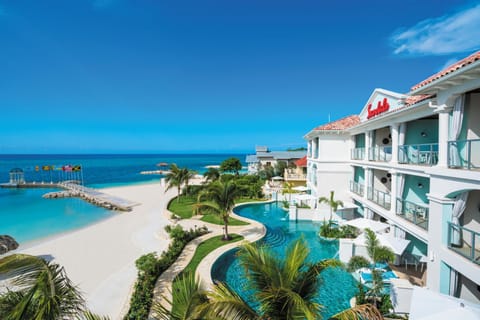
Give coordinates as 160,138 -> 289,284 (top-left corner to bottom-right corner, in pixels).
4,181 -> 176,319
14,179 -> 161,248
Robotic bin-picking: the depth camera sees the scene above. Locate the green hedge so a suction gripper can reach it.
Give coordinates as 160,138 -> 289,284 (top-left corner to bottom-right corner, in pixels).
124,225 -> 209,320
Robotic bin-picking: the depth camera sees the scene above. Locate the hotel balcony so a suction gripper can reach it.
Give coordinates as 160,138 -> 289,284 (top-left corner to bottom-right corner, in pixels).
448,139 -> 480,170
398,143 -> 438,166
350,147 -> 365,160
367,186 -> 391,210
447,222 -> 480,265
284,171 -> 307,181
368,146 -> 392,162
349,180 -> 364,197
396,198 -> 429,230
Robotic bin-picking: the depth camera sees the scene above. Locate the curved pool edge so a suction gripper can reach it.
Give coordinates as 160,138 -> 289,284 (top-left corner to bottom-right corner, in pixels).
196,200 -> 272,289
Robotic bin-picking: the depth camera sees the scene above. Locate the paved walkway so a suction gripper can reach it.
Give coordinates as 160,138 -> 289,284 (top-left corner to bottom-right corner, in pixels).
149,201 -> 268,319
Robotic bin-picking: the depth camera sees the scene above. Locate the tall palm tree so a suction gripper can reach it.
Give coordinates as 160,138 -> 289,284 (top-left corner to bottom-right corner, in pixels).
364,228 -> 395,266
181,168 -> 197,196
195,180 -> 241,240
203,167 -> 220,183
0,254 -> 84,320
363,228 -> 395,307
165,164 -> 184,202
318,190 -> 344,220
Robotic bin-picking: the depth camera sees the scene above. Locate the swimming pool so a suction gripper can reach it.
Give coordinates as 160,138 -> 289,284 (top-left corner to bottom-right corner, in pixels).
211,202 -> 358,319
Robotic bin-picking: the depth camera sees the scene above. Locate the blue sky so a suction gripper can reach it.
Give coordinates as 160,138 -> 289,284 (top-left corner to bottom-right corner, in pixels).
1,0 -> 479,153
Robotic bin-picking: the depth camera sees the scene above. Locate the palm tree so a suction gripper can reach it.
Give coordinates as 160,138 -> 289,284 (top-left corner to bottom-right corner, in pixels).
203,167 -> 220,183
282,182 -> 295,202
364,228 -> 395,266
318,190 -> 344,221
152,272 -> 209,320
0,254 -> 84,320
227,239 -> 343,320
154,239 -> 343,320
195,180 -> 241,240
165,164 -> 184,202
330,304 -> 384,320
182,168 -> 197,196
363,228 -> 395,307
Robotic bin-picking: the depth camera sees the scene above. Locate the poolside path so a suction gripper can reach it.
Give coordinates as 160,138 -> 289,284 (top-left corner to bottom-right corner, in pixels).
149,202 -> 267,318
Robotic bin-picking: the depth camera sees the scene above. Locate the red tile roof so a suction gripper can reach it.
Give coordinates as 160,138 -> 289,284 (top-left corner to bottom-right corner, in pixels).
411,51 -> 480,91
405,94 -> 433,106
314,115 -> 360,131
295,156 -> 307,167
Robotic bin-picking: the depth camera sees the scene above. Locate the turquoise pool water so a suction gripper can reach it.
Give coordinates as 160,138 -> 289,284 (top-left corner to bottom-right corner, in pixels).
211,202 -> 358,319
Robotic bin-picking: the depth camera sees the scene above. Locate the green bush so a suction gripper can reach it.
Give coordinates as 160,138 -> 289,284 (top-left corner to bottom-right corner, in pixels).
124,225 -> 208,320
347,255 -> 370,272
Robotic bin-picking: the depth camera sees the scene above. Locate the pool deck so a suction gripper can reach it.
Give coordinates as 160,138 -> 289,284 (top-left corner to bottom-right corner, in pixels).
149,201 -> 268,318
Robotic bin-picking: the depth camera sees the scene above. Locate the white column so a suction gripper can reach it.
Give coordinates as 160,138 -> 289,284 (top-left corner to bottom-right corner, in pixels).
431,102 -> 452,167
438,111 -> 450,167
365,131 -> 371,161
363,167 -> 370,200
390,169 -> 397,214
390,123 -> 400,164
426,193 -> 455,292
307,140 -> 312,158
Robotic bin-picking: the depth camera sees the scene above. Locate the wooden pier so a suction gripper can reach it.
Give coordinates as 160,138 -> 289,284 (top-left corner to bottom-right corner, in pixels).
1,181 -> 139,212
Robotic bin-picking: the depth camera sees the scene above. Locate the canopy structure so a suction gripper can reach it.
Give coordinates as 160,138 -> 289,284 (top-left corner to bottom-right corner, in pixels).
409,287 -> 480,320
354,232 -> 411,255
344,218 -> 390,233
271,176 -> 284,180
292,186 -> 309,192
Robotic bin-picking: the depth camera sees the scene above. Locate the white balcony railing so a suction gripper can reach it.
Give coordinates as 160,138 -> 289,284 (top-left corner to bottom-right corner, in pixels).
398,143 -> 438,166
396,198 -> 429,230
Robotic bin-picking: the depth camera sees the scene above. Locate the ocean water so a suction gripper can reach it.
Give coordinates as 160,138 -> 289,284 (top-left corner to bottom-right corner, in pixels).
211,202 -> 358,319
0,154 -> 245,243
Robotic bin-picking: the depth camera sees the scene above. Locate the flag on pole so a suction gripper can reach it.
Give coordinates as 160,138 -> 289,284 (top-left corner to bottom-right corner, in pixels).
73,165 -> 82,172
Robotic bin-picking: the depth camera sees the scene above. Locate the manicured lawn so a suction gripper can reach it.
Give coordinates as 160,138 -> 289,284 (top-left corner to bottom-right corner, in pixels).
200,214 -> 249,226
171,233 -> 244,314
168,195 -> 250,226
235,197 -> 268,204
182,233 -> 244,275
167,195 -> 197,219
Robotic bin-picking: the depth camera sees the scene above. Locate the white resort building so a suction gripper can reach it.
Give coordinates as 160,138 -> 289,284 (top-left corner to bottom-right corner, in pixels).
305,51 -> 480,304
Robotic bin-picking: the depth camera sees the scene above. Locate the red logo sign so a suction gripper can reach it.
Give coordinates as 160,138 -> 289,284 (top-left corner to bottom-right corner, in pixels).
367,98 -> 390,119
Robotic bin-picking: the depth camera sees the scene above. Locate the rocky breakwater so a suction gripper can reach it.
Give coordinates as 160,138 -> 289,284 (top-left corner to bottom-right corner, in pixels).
0,235 -> 19,254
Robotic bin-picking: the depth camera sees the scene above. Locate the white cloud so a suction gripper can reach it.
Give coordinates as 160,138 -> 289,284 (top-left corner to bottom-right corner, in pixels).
391,4 -> 480,56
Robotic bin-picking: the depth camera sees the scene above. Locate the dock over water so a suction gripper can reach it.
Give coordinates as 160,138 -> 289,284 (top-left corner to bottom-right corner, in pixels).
1,181 -> 139,212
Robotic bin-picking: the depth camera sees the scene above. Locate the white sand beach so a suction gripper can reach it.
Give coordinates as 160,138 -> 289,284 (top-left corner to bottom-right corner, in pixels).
17,182 -> 176,319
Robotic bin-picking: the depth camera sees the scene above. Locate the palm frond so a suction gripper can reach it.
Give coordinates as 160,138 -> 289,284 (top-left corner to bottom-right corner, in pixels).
202,282 -> 259,320
0,254 -> 85,320
79,310 -> 112,320
330,303 -> 384,320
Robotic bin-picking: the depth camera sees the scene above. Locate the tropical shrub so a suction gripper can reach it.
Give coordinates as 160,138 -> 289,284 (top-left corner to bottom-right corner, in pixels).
347,255 -> 371,272
125,225 -> 208,320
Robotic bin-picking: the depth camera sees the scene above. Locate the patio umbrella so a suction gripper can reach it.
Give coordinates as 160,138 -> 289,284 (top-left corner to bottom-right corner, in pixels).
409,287 -> 480,320
344,218 -> 390,233
271,176 -> 284,180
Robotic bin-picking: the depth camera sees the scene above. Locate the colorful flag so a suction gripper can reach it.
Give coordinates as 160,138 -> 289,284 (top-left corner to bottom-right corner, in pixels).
73,165 -> 82,171
35,166 -> 39,172
63,165 -> 73,172
42,165 -> 51,171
